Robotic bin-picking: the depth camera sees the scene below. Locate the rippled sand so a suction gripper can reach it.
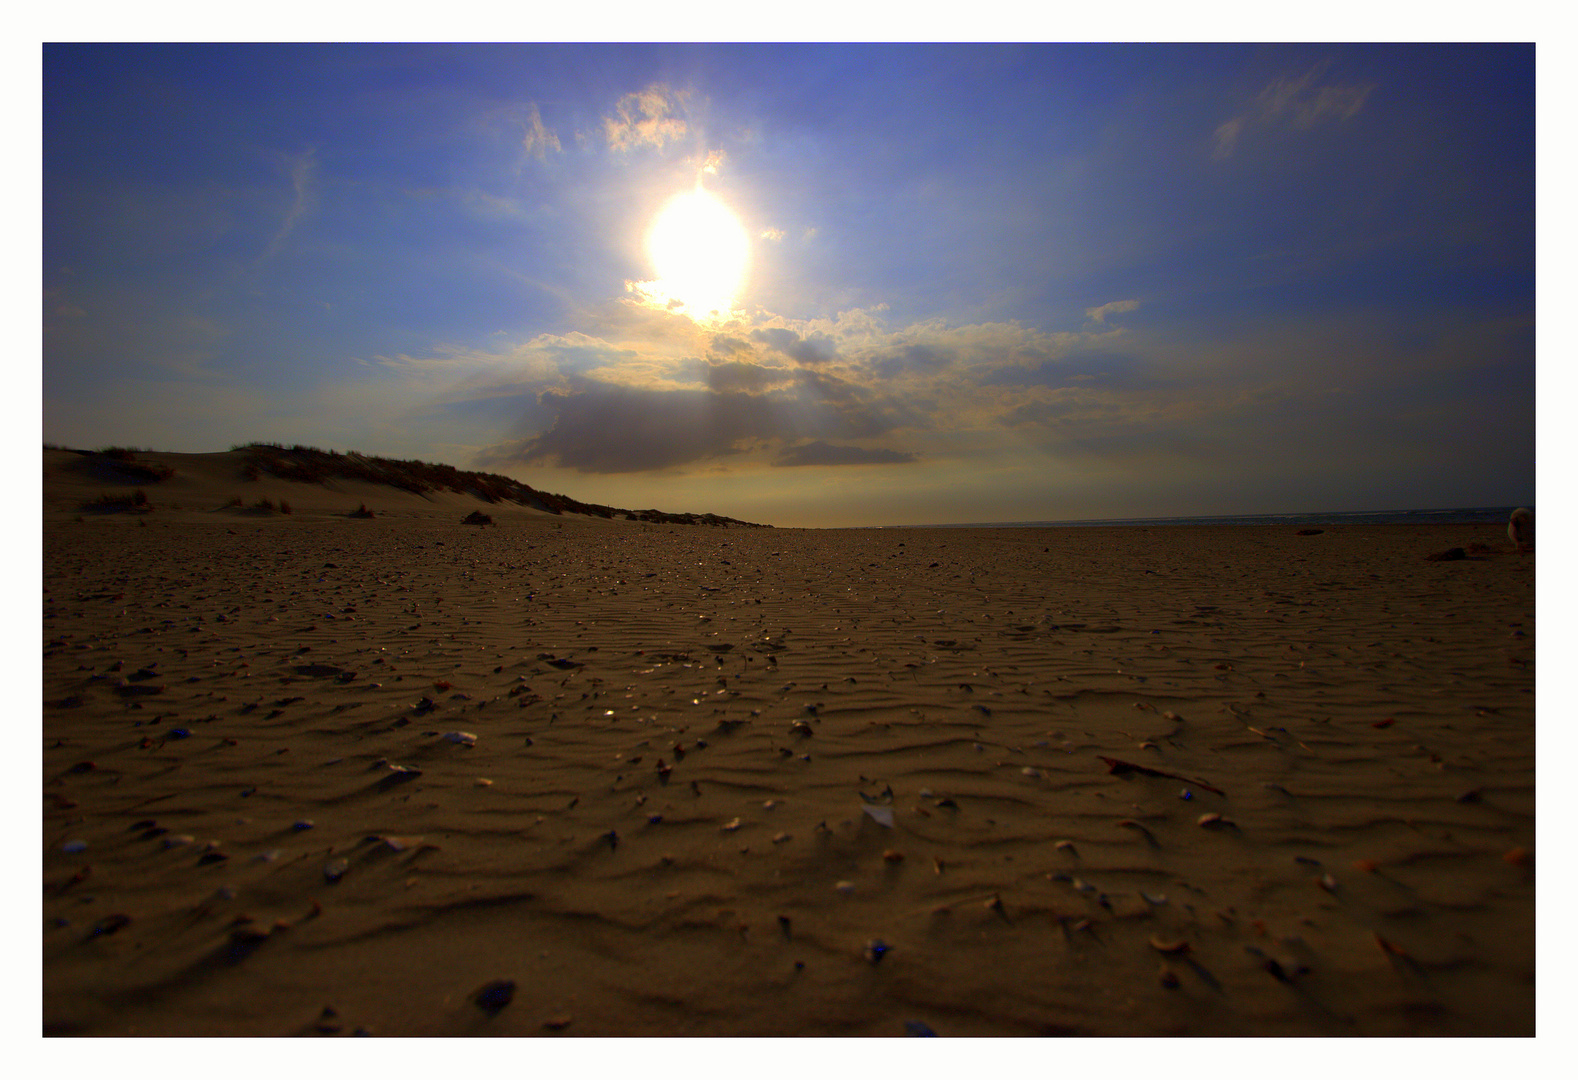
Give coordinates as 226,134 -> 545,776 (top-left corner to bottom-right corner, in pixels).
42,513 -> 1534,1036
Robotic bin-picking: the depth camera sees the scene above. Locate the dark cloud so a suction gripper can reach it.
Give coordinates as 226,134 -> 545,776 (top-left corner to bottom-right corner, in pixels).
773,441 -> 917,467
707,333 -> 754,356
791,367 -> 905,439
476,366 -> 912,473
496,382 -> 775,472
703,360 -> 786,394
750,326 -> 839,365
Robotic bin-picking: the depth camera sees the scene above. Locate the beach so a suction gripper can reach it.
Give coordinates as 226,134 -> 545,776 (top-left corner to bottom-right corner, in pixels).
41,455 -> 1535,1036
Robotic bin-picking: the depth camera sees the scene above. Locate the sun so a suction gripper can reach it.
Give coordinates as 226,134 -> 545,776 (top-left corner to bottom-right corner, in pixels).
645,188 -> 750,319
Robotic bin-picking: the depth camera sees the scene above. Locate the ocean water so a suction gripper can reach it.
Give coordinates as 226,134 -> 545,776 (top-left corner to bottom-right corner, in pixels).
895,506 -> 1528,529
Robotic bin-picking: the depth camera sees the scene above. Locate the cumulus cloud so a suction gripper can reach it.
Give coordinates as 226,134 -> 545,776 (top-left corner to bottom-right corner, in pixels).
520,101 -> 561,160
604,84 -> 689,152
1214,65 -> 1374,158
1085,299 -> 1140,324
750,326 -> 839,366
773,441 -> 916,467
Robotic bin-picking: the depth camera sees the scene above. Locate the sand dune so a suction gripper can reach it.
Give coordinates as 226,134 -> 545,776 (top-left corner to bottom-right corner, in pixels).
41,453 -> 1534,1035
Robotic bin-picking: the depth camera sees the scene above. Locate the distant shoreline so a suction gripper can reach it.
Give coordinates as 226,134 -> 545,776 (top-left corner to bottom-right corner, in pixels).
885,506 -> 1526,529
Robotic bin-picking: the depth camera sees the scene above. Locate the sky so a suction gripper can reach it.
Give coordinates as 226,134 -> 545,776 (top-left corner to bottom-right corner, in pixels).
40,42 -> 1536,527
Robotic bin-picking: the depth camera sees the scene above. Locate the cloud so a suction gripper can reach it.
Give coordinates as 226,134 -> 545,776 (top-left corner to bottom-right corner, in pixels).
481,367 -> 909,474
1085,299 -> 1140,324
483,380 -> 775,473
707,332 -> 754,357
750,326 -> 839,366
520,102 -> 561,160
604,84 -> 688,153
391,296 -> 1477,497
1214,65 -> 1374,158
870,342 -> 954,378
259,148 -> 317,262
698,359 -> 792,394
759,227 -> 786,242
773,441 -> 916,467
790,367 -> 905,439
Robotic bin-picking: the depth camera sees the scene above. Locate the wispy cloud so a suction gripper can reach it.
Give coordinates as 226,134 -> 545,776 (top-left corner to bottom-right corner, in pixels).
759,227 -> 786,242
603,85 -> 689,153
259,148 -> 317,263
1214,65 -> 1374,158
1085,299 -> 1140,324
520,101 -> 562,160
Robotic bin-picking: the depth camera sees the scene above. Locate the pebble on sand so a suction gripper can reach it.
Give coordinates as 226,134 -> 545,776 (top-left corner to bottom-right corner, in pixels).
473,979 -> 515,1015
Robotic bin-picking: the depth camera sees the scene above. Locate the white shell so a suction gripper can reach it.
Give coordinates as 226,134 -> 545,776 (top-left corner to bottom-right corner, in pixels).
862,805 -> 895,828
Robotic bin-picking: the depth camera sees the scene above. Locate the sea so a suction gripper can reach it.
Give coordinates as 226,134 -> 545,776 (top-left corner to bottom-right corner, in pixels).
893,506 -> 1527,529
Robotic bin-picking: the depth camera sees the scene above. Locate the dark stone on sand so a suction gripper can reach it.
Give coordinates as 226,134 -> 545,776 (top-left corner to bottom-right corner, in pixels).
226,927 -> 271,963
89,913 -> 131,938
462,511 -> 494,526
295,663 -> 346,677
1295,528 -> 1324,536
114,682 -> 165,697
374,765 -> 422,792
1425,547 -> 1466,562
474,979 -> 516,1015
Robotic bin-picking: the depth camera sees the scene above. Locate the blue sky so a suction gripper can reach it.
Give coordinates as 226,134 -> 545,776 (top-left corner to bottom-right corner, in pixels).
42,42 -> 1535,526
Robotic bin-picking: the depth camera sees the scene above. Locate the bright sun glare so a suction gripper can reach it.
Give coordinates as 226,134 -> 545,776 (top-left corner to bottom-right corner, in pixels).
646,188 -> 749,319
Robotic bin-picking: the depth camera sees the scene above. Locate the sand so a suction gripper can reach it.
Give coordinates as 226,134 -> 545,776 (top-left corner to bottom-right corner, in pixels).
40,452 -> 1536,1036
